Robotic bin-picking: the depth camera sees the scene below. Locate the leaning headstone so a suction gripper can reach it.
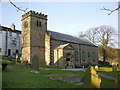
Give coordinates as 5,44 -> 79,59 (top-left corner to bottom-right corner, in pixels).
31,55 -> 39,70
82,66 -> 101,88
112,65 -> 117,71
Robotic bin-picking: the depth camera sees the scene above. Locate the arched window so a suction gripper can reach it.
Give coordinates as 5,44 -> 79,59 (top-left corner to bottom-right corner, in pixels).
82,51 -> 85,61
74,51 -> 78,61
92,52 -> 95,61
88,52 -> 90,58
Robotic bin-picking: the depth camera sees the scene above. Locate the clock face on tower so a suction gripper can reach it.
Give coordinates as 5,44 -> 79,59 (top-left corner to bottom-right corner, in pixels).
24,21 -> 28,28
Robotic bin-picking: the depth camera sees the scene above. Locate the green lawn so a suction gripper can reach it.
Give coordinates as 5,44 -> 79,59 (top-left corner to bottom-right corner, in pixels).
101,77 -> 117,88
98,71 -> 118,78
2,65 -> 83,88
2,58 -> 118,88
96,67 -> 118,78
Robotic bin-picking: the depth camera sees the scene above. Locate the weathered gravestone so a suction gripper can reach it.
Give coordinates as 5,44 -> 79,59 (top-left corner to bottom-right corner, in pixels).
112,65 -> 117,71
82,66 -> 101,88
31,55 -> 39,70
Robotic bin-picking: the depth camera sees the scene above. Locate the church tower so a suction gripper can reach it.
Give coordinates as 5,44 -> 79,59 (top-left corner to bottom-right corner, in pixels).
21,10 -> 47,65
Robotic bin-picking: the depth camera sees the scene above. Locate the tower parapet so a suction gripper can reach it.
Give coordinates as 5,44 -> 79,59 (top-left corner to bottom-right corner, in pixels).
22,10 -> 47,20
22,10 -> 48,65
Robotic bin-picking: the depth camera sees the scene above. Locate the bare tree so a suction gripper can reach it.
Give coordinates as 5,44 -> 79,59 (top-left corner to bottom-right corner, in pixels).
102,1 -> 120,15
9,0 -> 28,13
77,31 -> 86,38
96,25 -> 117,47
85,27 -> 98,43
77,25 -> 117,62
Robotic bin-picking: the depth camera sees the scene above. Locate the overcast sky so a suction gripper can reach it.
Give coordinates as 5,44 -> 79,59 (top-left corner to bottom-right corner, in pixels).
0,1 -> 118,36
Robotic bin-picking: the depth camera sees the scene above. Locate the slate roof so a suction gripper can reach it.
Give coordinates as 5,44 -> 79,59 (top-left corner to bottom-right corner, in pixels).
47,30 -> 96,47
0,26 -> 21,34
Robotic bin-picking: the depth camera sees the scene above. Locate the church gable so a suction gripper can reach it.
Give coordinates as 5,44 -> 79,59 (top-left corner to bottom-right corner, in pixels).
55,43 -> 74,50
63,44 -> 74,50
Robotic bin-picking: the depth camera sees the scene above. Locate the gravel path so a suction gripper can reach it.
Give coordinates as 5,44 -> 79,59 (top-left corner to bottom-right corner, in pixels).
97,73 -> 116,80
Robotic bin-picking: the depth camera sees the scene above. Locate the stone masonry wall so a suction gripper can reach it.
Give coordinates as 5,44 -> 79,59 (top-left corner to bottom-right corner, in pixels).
50,39 -> 98,67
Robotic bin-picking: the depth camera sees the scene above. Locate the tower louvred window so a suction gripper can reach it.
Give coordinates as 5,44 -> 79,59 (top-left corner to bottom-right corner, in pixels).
37,21 -> 41,27
37,21 -> 39,26
39,22 -> 41,27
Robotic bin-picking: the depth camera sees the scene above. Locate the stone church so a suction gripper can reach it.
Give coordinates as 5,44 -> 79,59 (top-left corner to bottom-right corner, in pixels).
22,10 -> 98,68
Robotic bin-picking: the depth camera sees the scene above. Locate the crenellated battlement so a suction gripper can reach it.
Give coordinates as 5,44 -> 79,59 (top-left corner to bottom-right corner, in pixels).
22,10 -> 47,20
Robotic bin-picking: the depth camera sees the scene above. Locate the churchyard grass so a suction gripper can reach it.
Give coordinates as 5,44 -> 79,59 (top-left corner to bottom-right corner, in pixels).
101,77 -> 117,88
2,65 -> 83,88
2,60 -> 117,88
96,67 -> 118,78
96,67 -> 118,88
98,71 -> 118,78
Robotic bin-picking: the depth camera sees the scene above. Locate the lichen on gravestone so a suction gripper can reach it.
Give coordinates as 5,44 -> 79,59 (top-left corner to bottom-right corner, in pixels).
82,66 -> 101,88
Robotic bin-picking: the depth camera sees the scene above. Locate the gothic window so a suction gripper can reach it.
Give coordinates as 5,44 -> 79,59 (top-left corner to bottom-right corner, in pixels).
79,51 -> 81,63
74,51 -> 78,61
82,51 -> 85,61
88,52 -> 90,58
92,52 -> 95,61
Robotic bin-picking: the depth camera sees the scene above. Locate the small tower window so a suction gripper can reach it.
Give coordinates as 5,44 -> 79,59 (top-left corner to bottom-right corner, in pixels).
37,21 -> 39,26
39,22 -> 41,27
37,21 -> 41,27
24,21 -> 28,28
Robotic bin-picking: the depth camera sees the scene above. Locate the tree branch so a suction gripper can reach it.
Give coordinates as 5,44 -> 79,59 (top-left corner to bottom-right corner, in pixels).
101,5 -> 120,15
9,0 -> 28,13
